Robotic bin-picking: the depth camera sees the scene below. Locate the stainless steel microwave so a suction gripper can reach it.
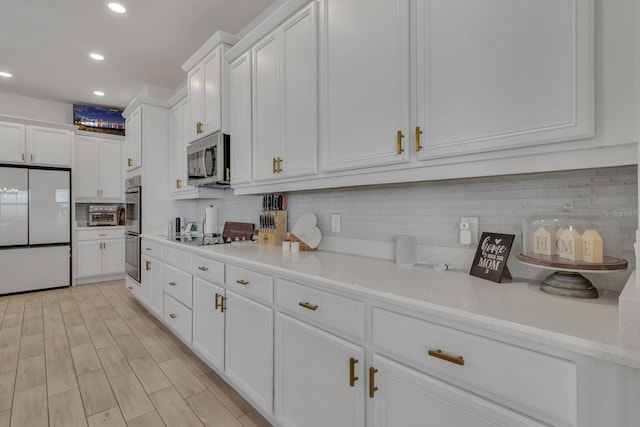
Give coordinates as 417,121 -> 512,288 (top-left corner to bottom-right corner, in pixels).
187,133 -> 231,188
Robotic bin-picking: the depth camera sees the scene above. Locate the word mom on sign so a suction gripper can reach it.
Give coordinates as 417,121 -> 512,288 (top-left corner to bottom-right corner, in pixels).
470,232 -> 515,283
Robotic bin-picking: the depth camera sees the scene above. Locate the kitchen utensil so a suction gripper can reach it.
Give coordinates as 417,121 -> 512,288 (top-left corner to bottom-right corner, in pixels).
290,212 -> 321,249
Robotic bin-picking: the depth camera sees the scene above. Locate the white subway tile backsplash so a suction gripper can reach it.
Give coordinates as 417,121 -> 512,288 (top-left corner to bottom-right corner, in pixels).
191,166 -> 636,290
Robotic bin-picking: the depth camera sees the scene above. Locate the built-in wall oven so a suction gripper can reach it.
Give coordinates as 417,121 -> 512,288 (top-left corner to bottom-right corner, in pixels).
125,175 -> 141,282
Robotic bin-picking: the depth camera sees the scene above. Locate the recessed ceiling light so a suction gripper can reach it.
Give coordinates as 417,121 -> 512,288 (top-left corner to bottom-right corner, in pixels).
90,53 -> 104,61
0,71 -> 13,78
94,91 -> 105,96
107,3 -> 126,14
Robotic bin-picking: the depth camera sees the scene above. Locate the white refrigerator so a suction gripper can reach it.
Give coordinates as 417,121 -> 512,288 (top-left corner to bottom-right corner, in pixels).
0,166 -> 71,294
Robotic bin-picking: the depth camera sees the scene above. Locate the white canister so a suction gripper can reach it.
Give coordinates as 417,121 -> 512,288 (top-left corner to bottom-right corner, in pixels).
291,241 -> 300,253
396,236 -> 417,266
282,240 -> 291,252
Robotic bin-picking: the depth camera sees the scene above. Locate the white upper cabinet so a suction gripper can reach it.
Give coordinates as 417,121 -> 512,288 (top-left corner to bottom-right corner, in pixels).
415,0 -> 594,160
75,134 -> 123,200
318,0 -> 411,172
183,31 -> 238,143
0,122 -> 26,163
0,122 -> 72,167
252,2 -> 318,182
125,106 -> 142,171
230,52 -> 253,185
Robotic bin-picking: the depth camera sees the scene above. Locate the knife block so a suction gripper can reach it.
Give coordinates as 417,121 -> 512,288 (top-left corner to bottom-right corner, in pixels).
259,210 -> 287,246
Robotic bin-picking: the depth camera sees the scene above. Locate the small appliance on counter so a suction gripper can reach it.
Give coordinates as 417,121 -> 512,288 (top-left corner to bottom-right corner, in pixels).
88,205 -> 120,226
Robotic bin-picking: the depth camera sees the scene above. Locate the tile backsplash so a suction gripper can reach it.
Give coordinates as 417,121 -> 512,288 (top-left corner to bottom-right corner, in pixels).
193,166 -> 637,289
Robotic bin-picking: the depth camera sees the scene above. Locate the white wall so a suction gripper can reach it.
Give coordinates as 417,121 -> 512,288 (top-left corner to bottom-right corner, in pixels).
0,91 -> 72,124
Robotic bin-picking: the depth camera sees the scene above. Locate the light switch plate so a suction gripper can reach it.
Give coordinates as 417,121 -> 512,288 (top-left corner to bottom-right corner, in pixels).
331,214 -> 341,233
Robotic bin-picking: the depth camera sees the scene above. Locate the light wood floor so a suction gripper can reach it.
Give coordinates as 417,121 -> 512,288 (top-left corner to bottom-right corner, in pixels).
0,280 -> 272,427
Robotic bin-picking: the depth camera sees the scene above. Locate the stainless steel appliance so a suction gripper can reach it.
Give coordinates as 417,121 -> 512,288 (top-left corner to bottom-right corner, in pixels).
88,205 -> 119,226
125,175 -> 141,282
187,133 -> 230,187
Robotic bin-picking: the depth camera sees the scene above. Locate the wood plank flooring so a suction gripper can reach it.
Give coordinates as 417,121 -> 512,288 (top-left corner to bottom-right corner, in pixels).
0,280 -> 271,427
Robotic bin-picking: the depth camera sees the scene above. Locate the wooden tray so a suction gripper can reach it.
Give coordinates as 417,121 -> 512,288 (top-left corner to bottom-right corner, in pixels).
516,253 -> 628,271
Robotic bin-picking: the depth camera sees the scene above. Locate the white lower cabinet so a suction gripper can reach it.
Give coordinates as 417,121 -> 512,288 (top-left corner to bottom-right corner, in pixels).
192,277 -> 225,371
76,228 -> 125,281
225,289 -> 273,413
141,254 -> 162,316
370,354 -> 543,427
275,313 -> 365,427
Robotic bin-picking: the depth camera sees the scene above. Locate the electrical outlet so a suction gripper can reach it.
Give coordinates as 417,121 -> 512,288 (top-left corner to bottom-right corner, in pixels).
331,214 -> 341,233
460,217 -> 478,244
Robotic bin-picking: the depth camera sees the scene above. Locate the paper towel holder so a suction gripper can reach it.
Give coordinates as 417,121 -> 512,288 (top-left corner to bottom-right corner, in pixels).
203,205 -> 219,236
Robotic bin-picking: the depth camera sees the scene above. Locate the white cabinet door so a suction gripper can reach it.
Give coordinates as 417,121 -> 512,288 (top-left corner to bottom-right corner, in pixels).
99,138 -> 122,198
225,290 -> 273,412
252,32 -> 281,182
102,238 -> 124,275
126,106 -> 142,170
280,3 -> 317,179
192,277 -> 225,371
275,313 -> 365,427
230,52 -> 253,185
187,65 -> 205,142
319,0 -> 410,172
142,255 -> 163,316
415,0 -> 594,160
74,136 -> 100,198
371,354 -> 544,427
27,126 -> 72,166
169,100 -> 188,192
0,122 -> 26,163
203,47 -> 222,136
252,3 -> 318,182
76,240 -> 103,278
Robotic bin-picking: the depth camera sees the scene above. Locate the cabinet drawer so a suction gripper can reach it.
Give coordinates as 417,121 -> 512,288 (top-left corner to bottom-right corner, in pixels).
163,264 -> 193,308
226,264 -> 273,304
371,308 -> 577,426
275,279 -> 365,340
77,228 -> 124,240
191,254 -> 224,284
163,245 -> 190,270
163,293 -> 192,343
141,240 -> 164,260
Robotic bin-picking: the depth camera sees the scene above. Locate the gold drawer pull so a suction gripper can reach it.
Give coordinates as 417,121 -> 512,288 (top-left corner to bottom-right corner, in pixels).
369,367 -> 378,398
215,293 -> 227,313
198,266 -> 209,272
396,130 -> 404,154
428,349 -> 465,366
168,282 -> 177,287
145,261 -> 151,271
169,313 -> 177,319
127,286 -> 133,290
236,279 -> 249,285
349,357 -> 358,387
415,126 -> 423,152
298,301 -> 318,311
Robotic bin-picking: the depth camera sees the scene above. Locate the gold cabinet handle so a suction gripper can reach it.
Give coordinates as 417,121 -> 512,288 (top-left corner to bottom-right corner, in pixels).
30,153 -> 34,161
168,282 -> 177,287
198,266 -> 209,272
97,189 -> 100,197
236,279 -> 249,285
298,301 -> 318,311
272,157 -> 277,174
169,313 -> 177,319
128,158 -> 133,167
276,157 -> 283,173
215,293 -> 227,313
196,121 -> 203,134
415,126 -> 423,152
22,153 -> 25,161
176,179 -> 182,189
349,357 -> 358,387
369,367 -> 378,398
428,349 -> 465,366
225,167 -> 230,182
145,260 -> 151,271
98,234 -> 107,237
145,247 -> 152,251
396,130 -> 404,154
127,286 -> 133,290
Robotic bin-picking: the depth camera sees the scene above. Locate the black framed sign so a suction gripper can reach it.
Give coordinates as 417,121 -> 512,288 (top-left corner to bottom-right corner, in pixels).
470,232 -> 515,283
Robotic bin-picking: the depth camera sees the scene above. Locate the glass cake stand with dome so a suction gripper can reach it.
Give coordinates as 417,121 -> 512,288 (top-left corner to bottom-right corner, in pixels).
516,214 -> 628,299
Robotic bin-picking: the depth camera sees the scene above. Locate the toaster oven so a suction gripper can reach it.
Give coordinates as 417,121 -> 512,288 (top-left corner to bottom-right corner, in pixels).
88,205 -> 119,226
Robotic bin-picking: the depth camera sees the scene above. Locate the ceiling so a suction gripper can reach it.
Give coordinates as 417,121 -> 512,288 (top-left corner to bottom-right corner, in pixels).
0,0 -> 277,110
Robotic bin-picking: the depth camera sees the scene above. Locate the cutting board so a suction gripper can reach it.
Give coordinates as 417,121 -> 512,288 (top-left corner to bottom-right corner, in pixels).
222,222 -> 255,241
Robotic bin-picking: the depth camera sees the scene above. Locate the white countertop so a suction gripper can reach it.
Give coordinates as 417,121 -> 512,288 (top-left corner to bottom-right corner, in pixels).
146,234 -> 640,368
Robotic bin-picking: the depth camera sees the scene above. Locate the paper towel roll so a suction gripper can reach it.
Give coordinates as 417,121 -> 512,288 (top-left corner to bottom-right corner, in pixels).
204,206 -> 218,235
